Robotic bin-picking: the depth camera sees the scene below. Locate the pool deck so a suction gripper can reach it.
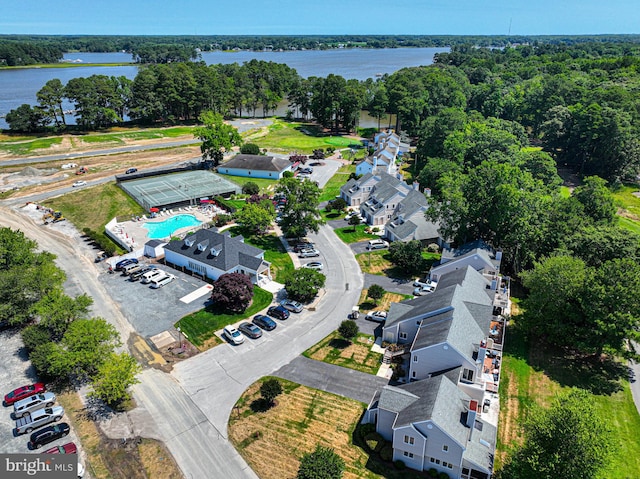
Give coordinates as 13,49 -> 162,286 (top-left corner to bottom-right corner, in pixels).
108,205 -> 224,249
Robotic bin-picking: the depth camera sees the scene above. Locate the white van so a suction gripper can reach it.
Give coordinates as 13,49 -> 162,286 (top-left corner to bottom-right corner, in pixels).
150,274 -> 175,289
122,263 -> 143,275
367,239 -> 389,250
141,269 -> 166,284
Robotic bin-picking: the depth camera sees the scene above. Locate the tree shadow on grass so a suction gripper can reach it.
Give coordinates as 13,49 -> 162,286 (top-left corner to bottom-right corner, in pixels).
329,338 -> 351,349
250,398 -> 274,413
359,301 -> 377,310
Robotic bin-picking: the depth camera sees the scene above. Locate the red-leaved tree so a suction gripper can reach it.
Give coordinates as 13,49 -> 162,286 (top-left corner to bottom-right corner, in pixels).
211,273 -> 254,312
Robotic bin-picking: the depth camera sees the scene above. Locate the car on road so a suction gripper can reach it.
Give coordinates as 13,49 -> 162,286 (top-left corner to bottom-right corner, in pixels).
28,423 -> 70,449
238,322 -> 263,339
301,261 -> 323,271
413,285 -> 436,296
298,249 -> 320,258
42,442 -> 77,454
4,383 -> 46,406
267,305 -> 290,320
61,163 -> 78,169
280,299 -> 303,313
72,180 -> 87,187
114,258 -> 138,271
125,168 -> 138,174
223,326 -> 245,345
365,311 -> 388,322
367,239 -> 389,250
252,315 -> 277,331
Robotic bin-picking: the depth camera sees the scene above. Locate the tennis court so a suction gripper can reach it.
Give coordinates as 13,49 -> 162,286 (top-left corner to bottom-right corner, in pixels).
119,170 -> 241,211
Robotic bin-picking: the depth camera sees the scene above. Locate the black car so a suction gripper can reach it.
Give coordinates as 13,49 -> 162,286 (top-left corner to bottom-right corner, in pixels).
29,423 -> 70,449
125,168 -> 138,174
129,266 -> 155,281
267,305 -> 290,320
238,322 -> 263,339
114,258 -> 138,271
252,315 -> 277,331
293,242 -> 315,253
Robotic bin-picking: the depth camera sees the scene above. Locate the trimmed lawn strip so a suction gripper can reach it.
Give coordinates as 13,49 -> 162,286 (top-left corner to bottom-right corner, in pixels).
303,332 -> 382,375
357,289 -> 413,313
229,378 -> 426,479
0,137 -> 63,155
227,226 -> 294,283
334,224 -> 379,244
618,216 -> 640,235
176,286 -> 273,347
221,175 -> 278,194
356,250 -> 440,279
612,183 -> 640,218
497,323 -> 640,477
319,164 -> 357,203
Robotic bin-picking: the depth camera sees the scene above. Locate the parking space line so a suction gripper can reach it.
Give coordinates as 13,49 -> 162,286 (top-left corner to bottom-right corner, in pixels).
180,284 -> 213,304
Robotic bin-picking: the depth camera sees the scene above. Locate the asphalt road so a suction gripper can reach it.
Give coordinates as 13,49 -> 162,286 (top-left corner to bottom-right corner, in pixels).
274,356 -> 389,404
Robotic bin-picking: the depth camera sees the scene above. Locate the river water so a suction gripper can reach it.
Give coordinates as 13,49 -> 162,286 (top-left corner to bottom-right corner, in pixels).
0,47 -> 447,129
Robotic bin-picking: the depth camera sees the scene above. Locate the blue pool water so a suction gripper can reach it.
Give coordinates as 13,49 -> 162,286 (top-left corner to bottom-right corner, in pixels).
143,214 -> 202,239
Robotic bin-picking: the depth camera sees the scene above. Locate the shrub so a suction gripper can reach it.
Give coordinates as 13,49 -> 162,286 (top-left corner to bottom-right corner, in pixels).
438,473 -> 449,479
283,170 -> 294,178
379,444 -> 393,462
357,423 -> 376,441
372,227 -> 380,232
394,460 -> 406,470
367,284 -> 385,304
427,242 -> 440,253
338,320 -> 358,341
260,378 -> 283,405
297,445 -> 344,479
215,214 -> 233,227
240,143 -> 261,155
428,468 -> 439,477
364,432 -> 383,453
242,181 -> 260,195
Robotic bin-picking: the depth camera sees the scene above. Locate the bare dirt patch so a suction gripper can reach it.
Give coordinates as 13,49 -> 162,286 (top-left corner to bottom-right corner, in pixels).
358,289 -> 409,312
305,332 -> 381,375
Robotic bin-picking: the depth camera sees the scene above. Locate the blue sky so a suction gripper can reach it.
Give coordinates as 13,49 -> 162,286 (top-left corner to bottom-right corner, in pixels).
1,0 -> 639,36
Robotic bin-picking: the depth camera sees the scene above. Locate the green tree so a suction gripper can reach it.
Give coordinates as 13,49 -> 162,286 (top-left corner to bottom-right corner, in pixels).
236,203 -> 275,234
32,289 -> 93,340
36,79 -> 67,128
90,352 -> 141,406
348,215 -> 361,232
260,378 -> 283,406
5,103 -> 47,132
276,177 -> 323,239
573,176 -> 616,224
240,143 -> 261,155
338,320 -> 358,342
242,181 -> 260,196
284,269 -> 326,303
367,284 -> 385,305
388,240 -> 425,274
330,198 -> 347,212
297,445 -> 345,479
564,224 -> 640,268
500,390 -> 612,479
211,273 -> 254,312
194,111 -> 243,167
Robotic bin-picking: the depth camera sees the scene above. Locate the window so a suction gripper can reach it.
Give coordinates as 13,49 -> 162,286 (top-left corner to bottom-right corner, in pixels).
435,459 -> 440,465
443,462 -> 448,467
430,458 -> 435,463
403,451 -> 414,459
413,356 -> 418,362
462,368 -> 474,382
399,332 -> 408,340
442,444 -> 449,452
447,464 -> 453,469
403,435 -> 414,445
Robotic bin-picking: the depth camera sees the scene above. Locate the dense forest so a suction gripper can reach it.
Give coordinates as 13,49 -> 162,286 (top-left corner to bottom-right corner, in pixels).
4,34 -> 640,66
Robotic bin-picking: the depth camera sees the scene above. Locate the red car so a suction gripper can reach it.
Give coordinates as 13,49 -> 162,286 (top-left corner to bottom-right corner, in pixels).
3,383 -> 45,406
42,442 -> 77,454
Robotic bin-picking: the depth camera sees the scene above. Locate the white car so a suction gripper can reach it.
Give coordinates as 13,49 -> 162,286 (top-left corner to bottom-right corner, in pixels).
414,285 -> 436,296
302,261 -> 323,271
365,311 -> 388,322
150,274 -> 175,288
223,326 -> 245,345
413,277 -> 437,289
72,180 -> 87,187
61,163 -> 78,169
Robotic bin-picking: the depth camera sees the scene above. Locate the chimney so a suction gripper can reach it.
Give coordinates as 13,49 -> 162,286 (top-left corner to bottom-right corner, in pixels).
412,181 -> 420,191
424,187 -> 431,197
495,250 -> 502,261
467,400 -> 478,432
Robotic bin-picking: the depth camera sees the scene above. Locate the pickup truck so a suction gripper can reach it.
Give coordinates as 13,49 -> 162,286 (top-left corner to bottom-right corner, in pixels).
15,406 -> 64,435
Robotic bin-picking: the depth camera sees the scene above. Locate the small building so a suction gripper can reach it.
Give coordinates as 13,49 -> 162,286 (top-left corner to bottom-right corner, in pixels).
163,229 -> 271,285
144,239 -> 166,258
218,154 -> 293,179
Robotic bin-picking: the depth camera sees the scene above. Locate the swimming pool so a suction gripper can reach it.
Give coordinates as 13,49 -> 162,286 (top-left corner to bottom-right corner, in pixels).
143,214 -> 202,239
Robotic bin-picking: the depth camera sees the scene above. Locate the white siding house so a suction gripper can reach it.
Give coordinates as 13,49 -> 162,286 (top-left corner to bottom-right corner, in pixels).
219,154 -> 292,179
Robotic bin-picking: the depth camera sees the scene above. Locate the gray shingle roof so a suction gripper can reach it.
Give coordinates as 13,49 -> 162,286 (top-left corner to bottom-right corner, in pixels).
163,229 -> 264,272
464,420 -> 497,472
223,154 -> 291,173
145,239 -> 163,247
440,239 -> 501,270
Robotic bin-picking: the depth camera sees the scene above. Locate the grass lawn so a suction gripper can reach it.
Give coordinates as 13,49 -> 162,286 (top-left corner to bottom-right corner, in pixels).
618,216 -> 640,235
318,163 -> 356,203
222,175 -> 278,194
357,289 -> 413,312
356,250 -> 440,278
303,332 -> 382,375
176,286 -> 273,348
227,226 -> 294,283
612,183 -> 640,216
0,137 -> 63,156
497,323 -> 640,477
246,119 -> 362,154
334,225 -> 379,244
44,182 -> 144,234
229,378 -> 427,479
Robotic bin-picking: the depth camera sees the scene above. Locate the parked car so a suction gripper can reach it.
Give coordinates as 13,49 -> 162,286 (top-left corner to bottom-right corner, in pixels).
413,277 -> 437,289
28,423 -> 70,449
252,315 -> 277,331
298,249 -> 320,258
4,383 -> 46,406
15,405 -> 64,435
223,326 -> 245,345
13,392 -> 56,418
365,311 -> 388,322
267,305 -> 290,320
150,274 -> 175,289
280,299 -> 303,313
114,258 -> 138,271
238,322 -> 263,339
302,261 -> 323,271
141,268 -> 165,284
72,180 -> 87,188
42,442 -> 77,454
61,163 -> 77,169
125,168 -> 138,174
413,285 -> 436,296
293,242 -> 315,253
367,239 -> 389,250
129,266 -> 155,281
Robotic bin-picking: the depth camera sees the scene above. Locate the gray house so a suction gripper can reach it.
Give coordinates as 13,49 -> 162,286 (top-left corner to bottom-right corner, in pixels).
219,154 -> 292,179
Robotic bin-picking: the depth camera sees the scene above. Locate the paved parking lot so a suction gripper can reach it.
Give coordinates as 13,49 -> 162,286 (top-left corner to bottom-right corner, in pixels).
98,262 -> 214,338
0,329 -> 79,454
